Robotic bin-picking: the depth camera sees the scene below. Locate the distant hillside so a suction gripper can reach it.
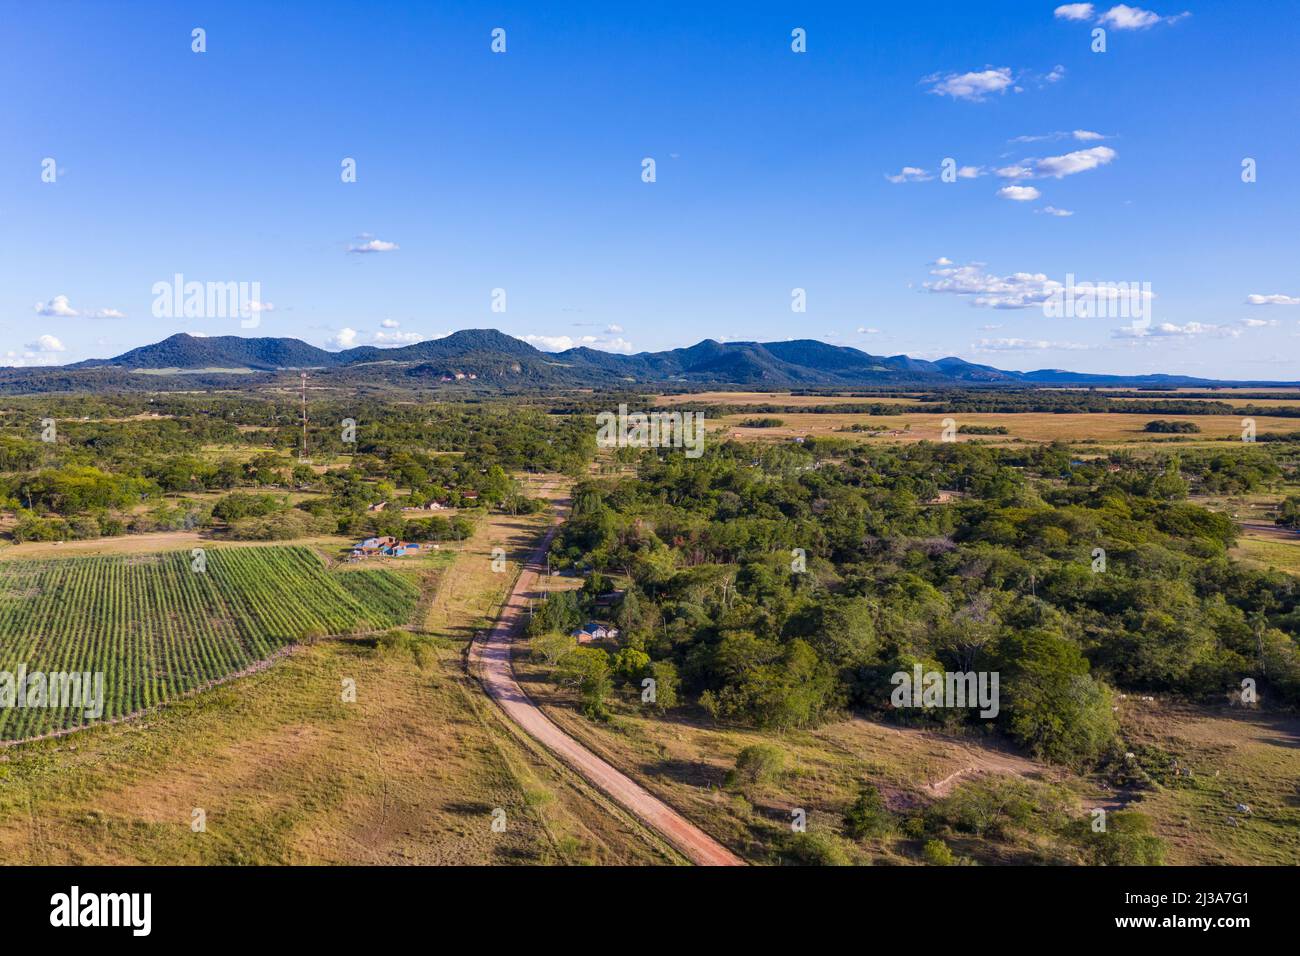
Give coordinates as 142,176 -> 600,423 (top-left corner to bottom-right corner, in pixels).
10,329 -> 1299,394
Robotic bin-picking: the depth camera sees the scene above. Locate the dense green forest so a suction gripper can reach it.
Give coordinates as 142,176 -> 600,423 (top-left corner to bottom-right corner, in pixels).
539,440 -> 1300,770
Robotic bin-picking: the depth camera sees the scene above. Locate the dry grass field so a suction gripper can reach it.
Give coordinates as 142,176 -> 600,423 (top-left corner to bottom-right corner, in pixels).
654,391 -> 930,407
708,411 -> 1300,445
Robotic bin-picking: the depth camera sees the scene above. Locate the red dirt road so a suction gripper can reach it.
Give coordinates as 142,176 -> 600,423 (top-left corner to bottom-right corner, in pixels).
469,513 -> 743,867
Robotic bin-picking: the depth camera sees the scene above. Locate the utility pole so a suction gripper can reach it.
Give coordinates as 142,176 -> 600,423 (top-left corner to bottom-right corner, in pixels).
299,372 -> 309,462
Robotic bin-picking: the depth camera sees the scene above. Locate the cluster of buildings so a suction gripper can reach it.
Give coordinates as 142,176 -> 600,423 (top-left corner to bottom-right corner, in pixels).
349,535 -> 422,560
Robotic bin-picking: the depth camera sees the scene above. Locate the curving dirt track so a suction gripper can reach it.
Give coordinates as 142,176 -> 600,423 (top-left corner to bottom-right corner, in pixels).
469,501 -> 743,867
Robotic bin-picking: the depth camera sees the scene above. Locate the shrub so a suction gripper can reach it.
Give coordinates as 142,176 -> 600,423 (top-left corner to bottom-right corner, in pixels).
780,831 -> 850,866
922,839 -> 955,866
725,744 -> 786,789
843,784 -> 893,839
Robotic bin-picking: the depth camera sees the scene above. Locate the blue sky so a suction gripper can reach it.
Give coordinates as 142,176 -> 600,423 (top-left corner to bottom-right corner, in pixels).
2,0 -> 1297,377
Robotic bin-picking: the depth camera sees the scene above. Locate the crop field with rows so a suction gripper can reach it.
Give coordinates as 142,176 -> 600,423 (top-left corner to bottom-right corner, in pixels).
0,546 -> 420,740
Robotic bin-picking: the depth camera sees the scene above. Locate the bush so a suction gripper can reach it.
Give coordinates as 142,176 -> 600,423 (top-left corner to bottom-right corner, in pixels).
922,839 -> 956,866
1077,811 -> 1166,865
843,784 -> 893,839
1143,420 -> 1201,434
780,831 -> 850,866
725,744 -> 786,789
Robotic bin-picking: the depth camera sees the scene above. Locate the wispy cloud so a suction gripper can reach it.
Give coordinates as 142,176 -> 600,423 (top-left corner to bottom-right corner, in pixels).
1097,4 -> 1189,29
1246,293 -> 1300,306
373,331 -> 425,345
922,67 -> 1015,101
347,237 -> 399,254
885,166 -> 933,183
1113,321 -> 1239,340
1035,146 -> 1117,178
1011,129 -> 1107,144
1054,3 -> 1096,21
974,337 -> 1091,352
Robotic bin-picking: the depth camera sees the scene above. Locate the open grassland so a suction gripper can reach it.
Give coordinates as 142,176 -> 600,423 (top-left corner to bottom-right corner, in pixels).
0,546 -> 419,740
0,638 -> 673,864
709,411 -> 1300,444
1118,701 -> 1300,865
1233,533 -> 1300,575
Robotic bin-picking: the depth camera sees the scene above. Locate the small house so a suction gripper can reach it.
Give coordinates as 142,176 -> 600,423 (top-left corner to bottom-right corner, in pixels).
570,622 -> 620,644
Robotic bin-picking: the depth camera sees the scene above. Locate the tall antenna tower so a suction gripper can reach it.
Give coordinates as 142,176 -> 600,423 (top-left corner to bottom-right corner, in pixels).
300,371 -> 309,461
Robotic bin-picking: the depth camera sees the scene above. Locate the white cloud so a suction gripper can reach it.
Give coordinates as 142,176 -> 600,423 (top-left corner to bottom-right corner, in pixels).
1010,130 -> 1107,145
1240,318 -> 1279,328
525,332 -> 633,353
923,67 -> 1015,102
885,166 -> 933,183
2,349 -> 59,368
1054,3 -> 1095,20
331,328 -> 358,348
980,324 -> 1004,331
1113,321 -> 1239,340
380,318 -> 400,328
974,337 -> 1089,351
347,238 -> 399,254
1045,64 -> 1066,83
605,323 -> 624,333
1246,293 -> 1300,306
925,262 -> 1062,309
1038,205 -> 1074,217
924,261 -> 1156,313
34,295 -> 80,317
995,164 -> 1034,179
525,334 -> 586,351
957,166 -> 983,179
243,300 -> 275,313
857,327 -> 881,334
374,331 -> 425,345
33,295 -> 124,319
1034,146 -> 1117,178
27,334 -> 65,353
1097,4 -> 1185,29
998,185 -> 1041,201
